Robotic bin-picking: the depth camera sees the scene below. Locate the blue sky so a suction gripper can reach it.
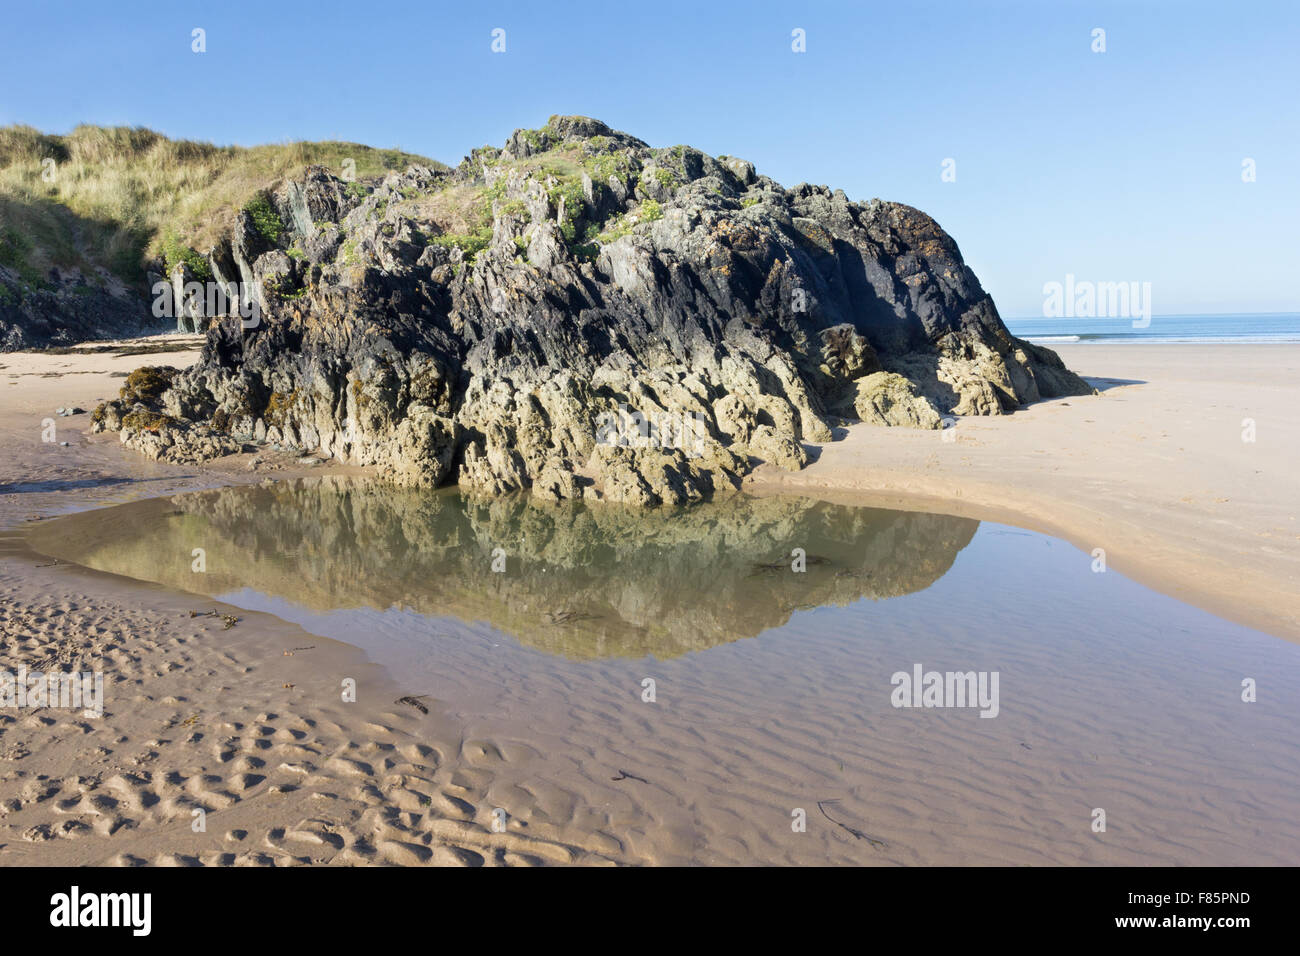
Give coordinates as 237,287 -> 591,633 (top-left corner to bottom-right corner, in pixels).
2,0 -> 1296,316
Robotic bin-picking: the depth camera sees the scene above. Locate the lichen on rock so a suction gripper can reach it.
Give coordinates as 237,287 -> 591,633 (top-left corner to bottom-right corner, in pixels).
848,372 -> 943,429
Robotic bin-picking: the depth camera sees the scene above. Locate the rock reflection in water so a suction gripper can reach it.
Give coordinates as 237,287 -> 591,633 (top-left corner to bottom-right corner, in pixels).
26,477 -> 978,659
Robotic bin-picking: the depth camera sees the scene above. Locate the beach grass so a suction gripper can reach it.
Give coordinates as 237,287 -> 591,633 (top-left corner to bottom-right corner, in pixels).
0,124 -> 445,288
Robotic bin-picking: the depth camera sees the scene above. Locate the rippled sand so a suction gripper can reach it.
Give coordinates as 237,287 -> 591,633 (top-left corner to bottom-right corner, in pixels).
2,340 -> 1298,866
12,479 -> 1300,865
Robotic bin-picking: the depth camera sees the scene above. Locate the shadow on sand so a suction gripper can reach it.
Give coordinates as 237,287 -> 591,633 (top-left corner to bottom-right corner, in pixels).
0,475 -> 196,495
1080,376 -> 1146,392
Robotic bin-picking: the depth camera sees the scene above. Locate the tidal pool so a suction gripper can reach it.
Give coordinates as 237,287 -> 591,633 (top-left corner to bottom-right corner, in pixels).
24,477 -> 1300,865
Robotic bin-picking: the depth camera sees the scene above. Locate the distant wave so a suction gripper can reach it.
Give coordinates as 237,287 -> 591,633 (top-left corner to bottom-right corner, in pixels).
1011,315 -> 1300,346
1022,333 -> 1300,345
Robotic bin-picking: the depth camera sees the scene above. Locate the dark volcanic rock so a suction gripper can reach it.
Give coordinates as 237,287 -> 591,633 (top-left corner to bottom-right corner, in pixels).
0,271 -> 151,351
92,115 -> 1093,504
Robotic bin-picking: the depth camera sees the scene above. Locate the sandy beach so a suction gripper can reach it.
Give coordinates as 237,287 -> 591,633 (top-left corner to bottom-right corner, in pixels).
0,341 -> 621,864
1,339 -> 1298,866
751,344 -> 1300,642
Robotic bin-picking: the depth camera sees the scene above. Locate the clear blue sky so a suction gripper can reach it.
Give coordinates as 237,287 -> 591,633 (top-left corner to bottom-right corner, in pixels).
2,0 -> 1296,316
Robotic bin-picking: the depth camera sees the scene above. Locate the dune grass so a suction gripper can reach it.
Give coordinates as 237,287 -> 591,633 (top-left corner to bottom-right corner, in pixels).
0,124 -> 444,289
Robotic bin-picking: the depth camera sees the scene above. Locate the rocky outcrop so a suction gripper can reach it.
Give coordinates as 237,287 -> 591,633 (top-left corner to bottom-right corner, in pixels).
92,115 -> 1093,503
850,372 -> 945,429
0,268 -> 150,350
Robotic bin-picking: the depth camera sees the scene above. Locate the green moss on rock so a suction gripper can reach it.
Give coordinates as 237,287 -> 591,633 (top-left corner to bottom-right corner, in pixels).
121,409 -> 177,432
119,366 -> 177,404
263,389 -> 299,426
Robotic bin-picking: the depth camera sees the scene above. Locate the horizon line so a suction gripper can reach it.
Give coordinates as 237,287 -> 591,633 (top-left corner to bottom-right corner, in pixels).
1004,311 -> 1300,321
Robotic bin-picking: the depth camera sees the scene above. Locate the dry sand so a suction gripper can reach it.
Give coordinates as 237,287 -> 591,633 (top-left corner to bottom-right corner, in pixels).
0,338 -> 1297,866
750,344 -> 1300,642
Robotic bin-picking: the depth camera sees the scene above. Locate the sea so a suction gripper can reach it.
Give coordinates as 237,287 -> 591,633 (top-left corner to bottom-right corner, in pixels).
1004,312 -> 1300,345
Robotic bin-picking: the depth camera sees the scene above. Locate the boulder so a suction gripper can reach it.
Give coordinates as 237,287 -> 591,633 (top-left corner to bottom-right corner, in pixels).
850,372 -> 943,429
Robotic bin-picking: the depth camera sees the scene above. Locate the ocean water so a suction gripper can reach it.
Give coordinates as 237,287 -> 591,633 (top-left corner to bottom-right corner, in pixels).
1004,312 -> 1300,345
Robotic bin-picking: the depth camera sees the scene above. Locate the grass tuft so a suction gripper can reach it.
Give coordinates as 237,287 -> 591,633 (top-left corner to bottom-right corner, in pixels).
0,124 -> 444,288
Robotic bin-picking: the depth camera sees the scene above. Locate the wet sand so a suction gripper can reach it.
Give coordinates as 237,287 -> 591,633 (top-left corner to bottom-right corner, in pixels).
1,338 -> 1297,866
750,344 -> 1300,641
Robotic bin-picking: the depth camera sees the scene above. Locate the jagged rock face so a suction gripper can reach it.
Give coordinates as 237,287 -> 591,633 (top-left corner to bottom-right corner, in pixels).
852,372 -> 944,429
0,270 -> 148,350
93,116 -> 1092,503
